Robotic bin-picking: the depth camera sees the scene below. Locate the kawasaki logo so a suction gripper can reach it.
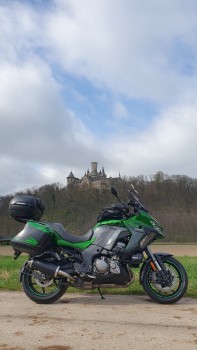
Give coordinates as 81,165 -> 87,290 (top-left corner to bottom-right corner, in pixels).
15,236 -> 38,246
24,237 -> 38,245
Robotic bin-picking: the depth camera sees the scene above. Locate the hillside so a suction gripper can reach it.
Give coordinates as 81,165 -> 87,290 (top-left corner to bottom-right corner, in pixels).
0,171 -> 197,242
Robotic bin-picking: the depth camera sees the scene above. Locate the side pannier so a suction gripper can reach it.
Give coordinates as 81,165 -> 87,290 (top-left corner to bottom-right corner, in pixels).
11,221 -> 54,255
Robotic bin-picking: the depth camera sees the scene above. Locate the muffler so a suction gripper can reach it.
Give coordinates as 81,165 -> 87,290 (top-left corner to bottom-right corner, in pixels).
28,259 -> 75,281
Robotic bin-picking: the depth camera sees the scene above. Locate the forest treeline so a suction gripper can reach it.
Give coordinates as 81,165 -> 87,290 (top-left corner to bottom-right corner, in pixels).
0,171 -> 197,243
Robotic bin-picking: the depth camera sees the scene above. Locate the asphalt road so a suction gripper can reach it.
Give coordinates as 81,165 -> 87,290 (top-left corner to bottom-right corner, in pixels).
0,292 -> 197,350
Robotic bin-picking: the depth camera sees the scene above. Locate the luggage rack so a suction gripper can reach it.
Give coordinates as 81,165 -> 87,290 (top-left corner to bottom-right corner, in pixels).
0,235 -> 12,245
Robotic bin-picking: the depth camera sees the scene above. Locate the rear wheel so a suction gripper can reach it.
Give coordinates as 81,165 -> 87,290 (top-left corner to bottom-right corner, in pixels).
21,268 -> 68,304
141,256 -> 188,304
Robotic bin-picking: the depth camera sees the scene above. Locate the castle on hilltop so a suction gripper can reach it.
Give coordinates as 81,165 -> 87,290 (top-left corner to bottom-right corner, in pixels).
67,162 -> 120,190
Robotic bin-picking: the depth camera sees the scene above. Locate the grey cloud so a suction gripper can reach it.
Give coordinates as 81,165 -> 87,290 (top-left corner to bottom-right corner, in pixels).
1,62 -> 87,158
0,0 -> 197,195
105,102 -> 197,178
2,0 -> 197,104
42,0 -> 197,104
0,60 -> 105,194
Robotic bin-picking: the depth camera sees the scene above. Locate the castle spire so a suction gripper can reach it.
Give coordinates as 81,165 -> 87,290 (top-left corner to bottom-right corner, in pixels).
67,171 -> 75,178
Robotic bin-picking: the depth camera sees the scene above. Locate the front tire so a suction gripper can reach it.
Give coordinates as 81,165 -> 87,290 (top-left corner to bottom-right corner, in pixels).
21,268 -> 68,304
141,256 -> 188,304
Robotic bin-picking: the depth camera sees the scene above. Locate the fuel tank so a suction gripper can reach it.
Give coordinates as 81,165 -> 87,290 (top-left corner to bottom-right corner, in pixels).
92,225 -> 131,250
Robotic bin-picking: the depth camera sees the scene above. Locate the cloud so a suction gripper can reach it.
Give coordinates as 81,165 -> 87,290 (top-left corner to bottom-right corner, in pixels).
105,101 -> 197,177
0,0 -> 197,195
42,0 -> 197,104
2,0 -> 197,107
0,59 -> 103,194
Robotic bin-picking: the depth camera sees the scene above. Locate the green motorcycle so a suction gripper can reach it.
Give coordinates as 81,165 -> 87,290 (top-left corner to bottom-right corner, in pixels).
10,185 -> 188,304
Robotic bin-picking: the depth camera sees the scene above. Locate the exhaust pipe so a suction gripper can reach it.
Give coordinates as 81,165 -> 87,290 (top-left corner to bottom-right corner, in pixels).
28,259 -> 75,282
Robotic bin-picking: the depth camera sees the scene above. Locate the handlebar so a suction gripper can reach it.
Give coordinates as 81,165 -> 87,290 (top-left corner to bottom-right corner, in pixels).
110,185 -> 149,214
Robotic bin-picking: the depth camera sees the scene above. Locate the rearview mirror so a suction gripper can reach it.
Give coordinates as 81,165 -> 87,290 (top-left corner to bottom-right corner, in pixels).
111,187 -> 118,197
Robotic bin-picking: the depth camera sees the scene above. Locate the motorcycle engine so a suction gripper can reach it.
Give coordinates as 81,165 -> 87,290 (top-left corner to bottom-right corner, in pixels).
93,257 -> 120,275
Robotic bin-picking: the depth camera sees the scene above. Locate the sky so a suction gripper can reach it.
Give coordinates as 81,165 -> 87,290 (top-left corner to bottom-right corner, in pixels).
1,0 -> 197,195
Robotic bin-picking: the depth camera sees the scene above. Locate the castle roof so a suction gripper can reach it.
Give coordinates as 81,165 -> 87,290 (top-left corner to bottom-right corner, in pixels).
67,171 -> 75,178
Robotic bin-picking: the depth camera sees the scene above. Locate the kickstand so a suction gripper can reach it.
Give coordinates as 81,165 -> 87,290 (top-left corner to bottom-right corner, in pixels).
97,288 -> 105,300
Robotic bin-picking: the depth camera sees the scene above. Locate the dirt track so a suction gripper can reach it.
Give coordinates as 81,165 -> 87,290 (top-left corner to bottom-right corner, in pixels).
0,245 -> 197,349
0,292 -> 197,350
1,244 -> 197,256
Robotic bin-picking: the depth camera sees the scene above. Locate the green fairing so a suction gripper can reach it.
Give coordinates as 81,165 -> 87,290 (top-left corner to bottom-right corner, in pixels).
123,211 -> 164,239
56,237 -> 96,250
94,211 -> 164,239
95,219 -> 123,228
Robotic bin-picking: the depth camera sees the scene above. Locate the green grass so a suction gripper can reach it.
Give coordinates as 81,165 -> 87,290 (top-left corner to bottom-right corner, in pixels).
178,257 -> 197,298
0,256 -> 27,290
0,256 -> 196,297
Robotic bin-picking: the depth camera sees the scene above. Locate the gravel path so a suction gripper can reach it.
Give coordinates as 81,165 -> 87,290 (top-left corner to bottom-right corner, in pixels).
0,292 -> 197,350
0,245 -> 197,349
1,244 -> 197,256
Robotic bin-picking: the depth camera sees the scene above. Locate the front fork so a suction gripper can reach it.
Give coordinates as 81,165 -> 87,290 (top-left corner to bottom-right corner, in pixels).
140,246 -> 173,284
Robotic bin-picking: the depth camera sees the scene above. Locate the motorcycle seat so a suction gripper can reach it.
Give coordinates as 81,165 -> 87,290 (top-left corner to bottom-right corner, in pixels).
50,223 -> 94,243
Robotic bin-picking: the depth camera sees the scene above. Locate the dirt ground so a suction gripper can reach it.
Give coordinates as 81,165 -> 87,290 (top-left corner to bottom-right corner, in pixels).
0,244 -> 197,349
0,292 -> 197,350
0,244 -> 197,257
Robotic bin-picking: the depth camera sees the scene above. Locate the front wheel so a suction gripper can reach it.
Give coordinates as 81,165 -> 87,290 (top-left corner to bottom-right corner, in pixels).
21,267 -> 68,304
141,256 -> 188,304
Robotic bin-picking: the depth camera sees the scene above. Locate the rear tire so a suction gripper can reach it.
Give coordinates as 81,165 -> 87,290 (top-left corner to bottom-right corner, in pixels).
141,256 -> 188,304
21,268 -> 68,304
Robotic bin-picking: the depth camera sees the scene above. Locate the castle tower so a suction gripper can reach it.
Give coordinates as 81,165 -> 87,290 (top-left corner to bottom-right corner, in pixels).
67,171 -> 75,185
67,161 -> 110,190
91,162 -> 98,175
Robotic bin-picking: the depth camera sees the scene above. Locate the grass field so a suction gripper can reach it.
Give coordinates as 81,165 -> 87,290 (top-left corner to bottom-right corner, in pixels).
0,255 -> 196,297
1,244 -> 197,256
